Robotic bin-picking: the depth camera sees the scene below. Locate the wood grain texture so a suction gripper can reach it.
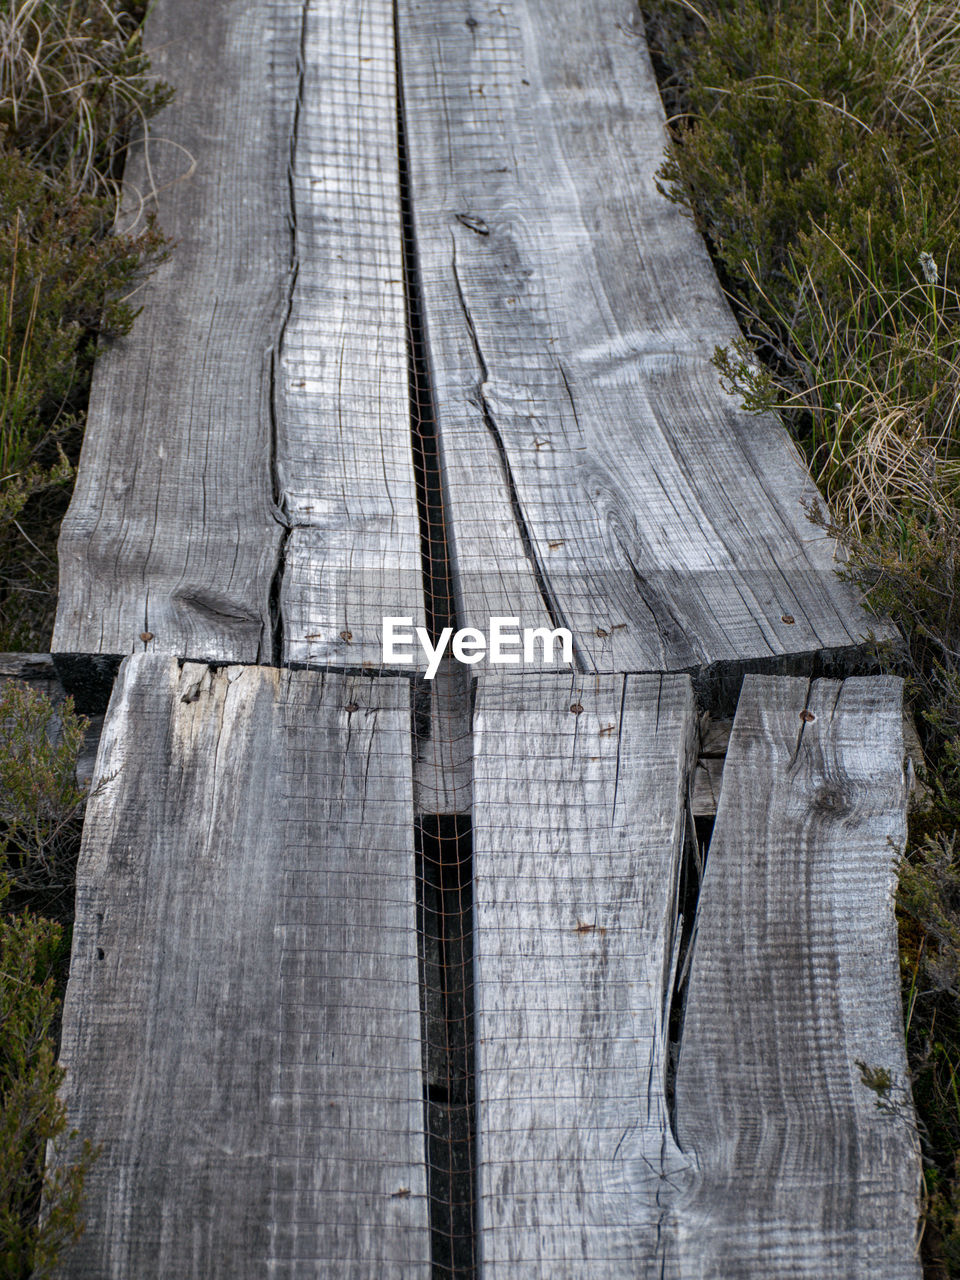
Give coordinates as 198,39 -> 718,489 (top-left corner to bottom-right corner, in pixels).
397,0 -> 887,674
412,660 -> 473,813
691,754 -> 724,817
675,675 -> 921,1278
53,0 -> 300,665
277,0 -> 426,666
53,656 -> 429,1278
471,671 -> 697,1277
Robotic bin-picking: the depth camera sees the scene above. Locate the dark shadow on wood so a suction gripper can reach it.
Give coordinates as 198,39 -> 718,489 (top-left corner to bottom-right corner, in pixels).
395,6 -> 457,643
416,815 -> 477,1279
666,808 -> 713,1136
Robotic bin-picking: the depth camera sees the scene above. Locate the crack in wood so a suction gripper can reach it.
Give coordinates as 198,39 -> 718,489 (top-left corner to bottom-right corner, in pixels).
416,816 -> 477,1279
448,239 -> 576,658
396,8 -> 478,1273
266,0 -> 308,668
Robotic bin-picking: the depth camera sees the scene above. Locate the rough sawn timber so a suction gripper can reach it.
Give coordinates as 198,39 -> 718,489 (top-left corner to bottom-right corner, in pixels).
52,656 -> 430,1278
53,0 -> 429,684
675,675 -> 922,1278
52,0 -> 299,671
277,0 -> 426,666
397,0 -> 887,675
471,671 -> 697,1277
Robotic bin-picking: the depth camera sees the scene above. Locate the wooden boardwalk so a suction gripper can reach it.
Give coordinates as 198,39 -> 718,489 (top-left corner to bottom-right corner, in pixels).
57,658 -> 429,1277
46,0 -> 921,1275
51,0 -> 887,692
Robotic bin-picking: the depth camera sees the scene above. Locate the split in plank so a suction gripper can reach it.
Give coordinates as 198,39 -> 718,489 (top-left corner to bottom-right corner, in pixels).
675,674 -> 922,1278
471,671 -> 697,1277
397,0 -> 887,673
52,655 -> 430,1278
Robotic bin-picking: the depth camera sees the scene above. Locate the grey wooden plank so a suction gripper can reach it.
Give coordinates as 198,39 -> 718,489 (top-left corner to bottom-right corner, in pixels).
0,652 -> 60,688
53,0 -> 300,667
277,0 -> 427,666
691,754 -> 724,817
675,675 -> 922,1278
398,0 -> 888,674
413,660 -> 473,813
52,656 -> 429,1278
471,671 -> 697,1277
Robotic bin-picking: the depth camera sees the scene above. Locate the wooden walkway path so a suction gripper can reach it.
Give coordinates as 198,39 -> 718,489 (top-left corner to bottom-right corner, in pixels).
45,0 -> 921,1275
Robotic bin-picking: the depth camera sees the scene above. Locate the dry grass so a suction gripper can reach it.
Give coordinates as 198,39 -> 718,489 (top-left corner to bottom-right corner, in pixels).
0,0 -> 169,196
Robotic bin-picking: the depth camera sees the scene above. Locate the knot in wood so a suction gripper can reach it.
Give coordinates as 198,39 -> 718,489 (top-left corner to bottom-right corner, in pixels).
813,783 -> 851,815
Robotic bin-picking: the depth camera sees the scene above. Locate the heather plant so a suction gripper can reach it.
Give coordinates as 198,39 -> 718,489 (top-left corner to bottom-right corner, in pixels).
0,681 -> 87,919
0,878 -> 96,1279
0,682 -> 95,1277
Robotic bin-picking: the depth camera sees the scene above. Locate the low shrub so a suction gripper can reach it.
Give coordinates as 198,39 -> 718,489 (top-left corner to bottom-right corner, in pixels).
0,682 -> 95,1277
0,0 -> 170,648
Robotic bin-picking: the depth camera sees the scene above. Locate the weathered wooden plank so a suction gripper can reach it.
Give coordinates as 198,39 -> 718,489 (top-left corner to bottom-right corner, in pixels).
675,675 -> 921,1278
398,0 -> 887,674
471,671 -> 697,1276
53,0 -> 300,670
691,754 -> 724,817
277,0 -> 426,666
413,660 -> 473,813
53,656 -> 429,1278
